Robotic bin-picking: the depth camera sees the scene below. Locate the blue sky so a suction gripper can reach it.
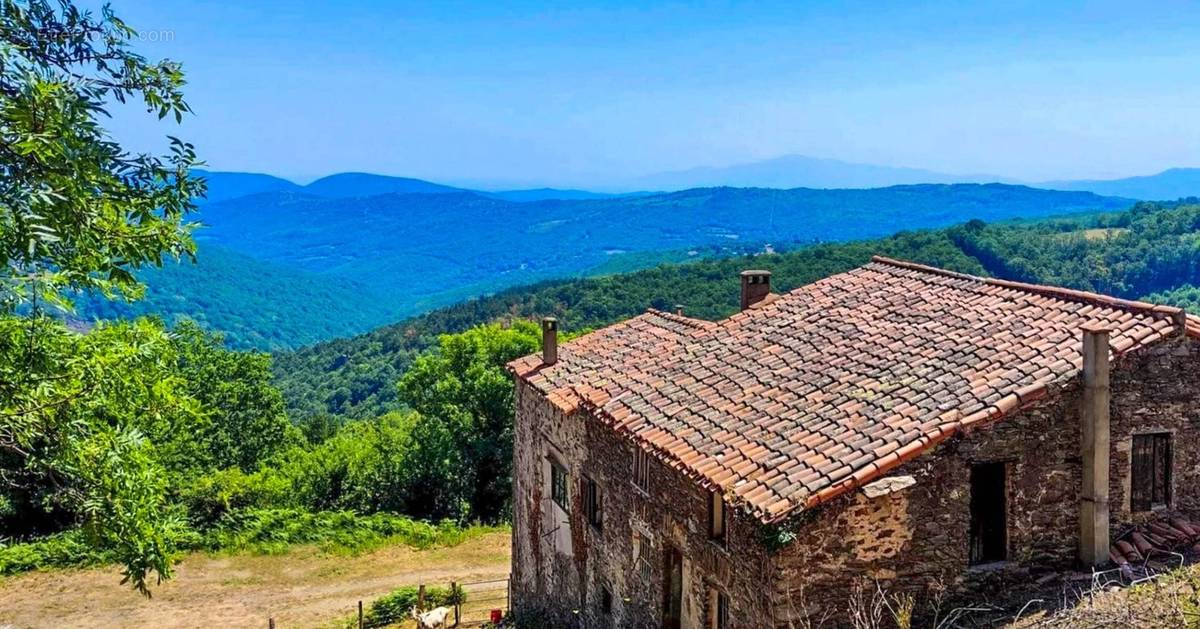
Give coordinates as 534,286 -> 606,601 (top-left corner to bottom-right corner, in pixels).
105,0 -> 1200,187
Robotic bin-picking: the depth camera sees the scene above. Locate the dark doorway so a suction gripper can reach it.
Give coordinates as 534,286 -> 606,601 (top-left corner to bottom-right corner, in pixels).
969,462 -> 1007,564
1132,433 -> 1172,512
662,546 -> 683,629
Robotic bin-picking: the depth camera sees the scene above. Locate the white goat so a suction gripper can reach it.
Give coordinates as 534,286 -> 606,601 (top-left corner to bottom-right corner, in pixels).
410,605 -> 452,629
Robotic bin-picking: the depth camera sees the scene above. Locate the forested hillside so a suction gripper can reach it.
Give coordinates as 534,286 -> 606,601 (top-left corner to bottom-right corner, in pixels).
78,183 -> 1128,351
199,183 -> 1126,303
274,200 -> 1200,421
73,245 -> 404,350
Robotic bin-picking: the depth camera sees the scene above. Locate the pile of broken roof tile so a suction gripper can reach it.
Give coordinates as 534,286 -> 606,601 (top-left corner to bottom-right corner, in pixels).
1110,517 -> 1200,571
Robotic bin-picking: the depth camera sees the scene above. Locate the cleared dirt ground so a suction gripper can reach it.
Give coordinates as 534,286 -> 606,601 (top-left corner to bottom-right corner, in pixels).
0,531 -> 511,628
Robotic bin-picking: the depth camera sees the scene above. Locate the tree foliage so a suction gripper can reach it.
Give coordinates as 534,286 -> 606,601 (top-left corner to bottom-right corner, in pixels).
0,0 -> 203,310
0,315 -> 197,593
0,0 -> 203,592
396,321 -> 541,522
172,321 -> 298,472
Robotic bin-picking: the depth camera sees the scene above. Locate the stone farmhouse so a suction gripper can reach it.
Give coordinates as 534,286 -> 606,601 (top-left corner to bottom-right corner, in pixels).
506,256 -> 1200,627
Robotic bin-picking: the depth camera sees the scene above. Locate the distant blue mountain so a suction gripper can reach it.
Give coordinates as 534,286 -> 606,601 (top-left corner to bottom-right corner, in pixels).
629,154 -> 1008,191
487,188 -> 622,202
112,169 -> 1137,350
1040,168 -> 1200,201
193,182 -> 1129,319
194,169 -> 301,203
196,170 -> 628,203
303,172 -> 466,197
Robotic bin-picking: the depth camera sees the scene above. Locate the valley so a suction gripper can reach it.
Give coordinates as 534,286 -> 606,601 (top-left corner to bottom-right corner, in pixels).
77,177 -> 1131,350
277,199 -> 1200,421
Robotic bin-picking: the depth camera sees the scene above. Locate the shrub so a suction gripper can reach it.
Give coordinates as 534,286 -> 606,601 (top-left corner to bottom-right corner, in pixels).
363,584 -> 465,628
200,508 -> 482,554
0,531 -> 105,575
179,468 -> 295,525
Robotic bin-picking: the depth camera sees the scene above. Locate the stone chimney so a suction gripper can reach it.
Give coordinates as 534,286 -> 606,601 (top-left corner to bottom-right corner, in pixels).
675,304 -> 685,316
1079,323 -> 1111,567
740,270 -> 772,311
541,317 -> 558,366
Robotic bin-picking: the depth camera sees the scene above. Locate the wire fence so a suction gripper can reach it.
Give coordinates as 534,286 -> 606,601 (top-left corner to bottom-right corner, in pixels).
454,577 -> 511,627
265,576 -> 511,628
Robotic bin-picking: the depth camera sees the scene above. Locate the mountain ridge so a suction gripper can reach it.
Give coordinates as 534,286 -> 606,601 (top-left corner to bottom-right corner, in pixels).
628,154 -> 1009,191
1041,167 -> 1200,201
84,173 -> 1140,350
197,160 -> 1200,202
136,182 -> 1128,349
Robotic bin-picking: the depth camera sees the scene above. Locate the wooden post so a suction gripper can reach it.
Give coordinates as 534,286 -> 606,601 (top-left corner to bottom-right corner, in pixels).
451,581 -> 460,627
418,583 -> 426,611
268,619 -> 275,629
357,600 -> 363,629
1080,323 -> 1112,567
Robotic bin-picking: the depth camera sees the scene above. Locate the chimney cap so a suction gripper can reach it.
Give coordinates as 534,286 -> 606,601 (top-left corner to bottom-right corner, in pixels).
740,269 -> 772,277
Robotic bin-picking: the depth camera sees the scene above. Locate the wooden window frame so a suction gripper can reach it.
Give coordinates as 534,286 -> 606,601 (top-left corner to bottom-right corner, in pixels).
634,448 -> 651,493
709,588 -> 731,629
707,491 -> 727,545
549,457 -> 569,513
583,475 -> 603,530
1132,433 -> 1172,512
634,531 -> 653,584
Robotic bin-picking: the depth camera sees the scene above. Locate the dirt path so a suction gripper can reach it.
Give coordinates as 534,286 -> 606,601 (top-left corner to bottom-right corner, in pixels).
0,531 -> 511,628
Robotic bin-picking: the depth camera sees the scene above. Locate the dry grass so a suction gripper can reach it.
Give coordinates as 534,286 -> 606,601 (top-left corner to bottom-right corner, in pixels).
1007,564 -> 1200,628
0,530 -> 511,628
818,565 -> 1200,628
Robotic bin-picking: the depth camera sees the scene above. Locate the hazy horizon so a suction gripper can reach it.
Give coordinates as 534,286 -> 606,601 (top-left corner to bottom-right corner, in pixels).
101,0 -> 1200,187
200,157 -> 1194,193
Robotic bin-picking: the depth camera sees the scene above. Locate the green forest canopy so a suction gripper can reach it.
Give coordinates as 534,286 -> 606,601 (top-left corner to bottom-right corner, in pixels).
273,199 -> 1200,422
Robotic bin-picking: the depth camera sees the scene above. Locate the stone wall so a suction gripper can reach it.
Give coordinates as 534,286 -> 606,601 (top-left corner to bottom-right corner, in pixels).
510,380 -> 775,627
1109,336 -> 1200,527
770,334 -> 1200,625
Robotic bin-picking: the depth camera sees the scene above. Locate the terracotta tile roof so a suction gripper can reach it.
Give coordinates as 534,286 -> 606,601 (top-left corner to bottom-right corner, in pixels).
1187,313 -> 1200,339
508,256 -> 1190,524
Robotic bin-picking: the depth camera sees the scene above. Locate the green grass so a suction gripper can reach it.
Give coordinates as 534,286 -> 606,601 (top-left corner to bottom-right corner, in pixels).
0,509 -> 504,576
200,509 -> 502,556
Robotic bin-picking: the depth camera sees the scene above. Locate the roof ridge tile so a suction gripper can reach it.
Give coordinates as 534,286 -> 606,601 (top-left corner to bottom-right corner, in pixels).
871,255 -> 1185,324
